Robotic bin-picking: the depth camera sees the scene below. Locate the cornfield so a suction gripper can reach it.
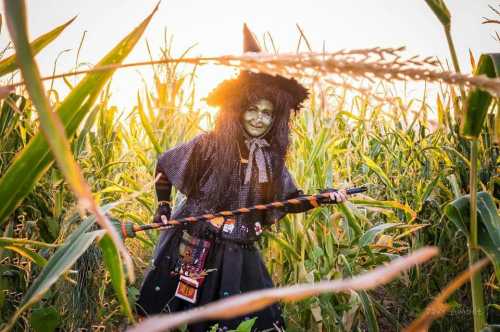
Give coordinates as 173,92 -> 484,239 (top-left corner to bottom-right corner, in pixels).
0,1 -> 498,331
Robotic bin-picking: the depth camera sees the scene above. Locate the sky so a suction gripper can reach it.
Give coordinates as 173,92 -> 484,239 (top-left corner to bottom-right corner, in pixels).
0,0 -> 498,111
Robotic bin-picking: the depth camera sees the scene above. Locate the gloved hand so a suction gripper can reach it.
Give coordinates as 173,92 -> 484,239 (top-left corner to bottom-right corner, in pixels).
153,201 -> 171,224
319,188 -> 348,204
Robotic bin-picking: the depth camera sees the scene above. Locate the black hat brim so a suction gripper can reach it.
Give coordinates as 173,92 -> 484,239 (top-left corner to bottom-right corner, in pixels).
206,72 -> 309,111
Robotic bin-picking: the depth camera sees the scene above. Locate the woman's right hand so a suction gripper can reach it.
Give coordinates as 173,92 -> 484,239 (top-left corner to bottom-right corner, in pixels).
328,189 -> 348,203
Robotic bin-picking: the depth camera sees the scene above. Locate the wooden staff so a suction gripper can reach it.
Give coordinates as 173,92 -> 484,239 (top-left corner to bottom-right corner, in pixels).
119,186 -> 367,238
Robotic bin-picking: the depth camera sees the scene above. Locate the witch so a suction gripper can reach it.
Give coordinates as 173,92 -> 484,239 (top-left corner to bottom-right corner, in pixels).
136,24 -> 347,331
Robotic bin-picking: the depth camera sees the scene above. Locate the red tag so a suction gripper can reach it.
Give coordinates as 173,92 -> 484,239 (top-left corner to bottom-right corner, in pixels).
175,275 -> 199,303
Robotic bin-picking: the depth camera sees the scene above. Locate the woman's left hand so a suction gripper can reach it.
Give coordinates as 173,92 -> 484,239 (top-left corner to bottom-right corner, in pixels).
329,189 -> 348,203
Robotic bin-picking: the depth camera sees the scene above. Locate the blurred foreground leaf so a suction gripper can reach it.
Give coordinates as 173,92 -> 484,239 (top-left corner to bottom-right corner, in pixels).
405,259 -> 489,332
127,247 -> 438,332
99,233 -> 134,322
0,3 -> 157,225
1,0 -> 160,288
0,16 -> 75,77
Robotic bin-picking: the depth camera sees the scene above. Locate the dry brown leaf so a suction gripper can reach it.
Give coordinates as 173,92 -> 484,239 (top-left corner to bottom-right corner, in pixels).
404,258 -> 489,332
0,85 -> 13,100
3,48 -> 500,98
128,247 -> 438,332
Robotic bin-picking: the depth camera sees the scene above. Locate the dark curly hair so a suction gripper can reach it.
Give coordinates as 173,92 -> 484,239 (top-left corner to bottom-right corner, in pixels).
204,76 -> 307,208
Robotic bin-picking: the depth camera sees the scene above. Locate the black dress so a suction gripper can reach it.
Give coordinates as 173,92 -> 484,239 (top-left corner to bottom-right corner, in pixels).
136,133 -> 314,331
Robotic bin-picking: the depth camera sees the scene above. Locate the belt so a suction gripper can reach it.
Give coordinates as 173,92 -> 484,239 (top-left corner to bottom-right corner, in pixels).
214,236 -> 258,248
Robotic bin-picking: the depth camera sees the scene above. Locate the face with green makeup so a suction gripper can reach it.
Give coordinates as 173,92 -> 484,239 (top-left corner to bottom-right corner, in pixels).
242,99 -> 274,138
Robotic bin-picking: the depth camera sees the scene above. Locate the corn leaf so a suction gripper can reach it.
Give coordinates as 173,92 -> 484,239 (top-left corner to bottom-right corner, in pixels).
99,234 -> 134,322
350,198 -> 417,222
137,93 -> 162,154
337,202 -> 363,237
362,155 -> 393,189
358,223 -> 402,248
0,16 -> 75,77
339,255 -> 379,332
461,53 -> 500,139
0,237 -> 59,248
5,0 -> 96,229
0,3 -> 158,224
424,0 -> 451,28
1,245 -> 47,267
3,0 -> 140,284
0,227 -> 105,332
444,191 -> 500,281
262,231 -> 300,260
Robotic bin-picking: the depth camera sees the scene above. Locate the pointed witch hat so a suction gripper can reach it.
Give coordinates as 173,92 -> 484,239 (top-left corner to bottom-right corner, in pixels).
206,24 -> 308,111
242,23 -> 262,53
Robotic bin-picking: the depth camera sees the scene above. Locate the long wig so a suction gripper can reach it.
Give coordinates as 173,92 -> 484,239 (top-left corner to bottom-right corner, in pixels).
205,80 -> 302,209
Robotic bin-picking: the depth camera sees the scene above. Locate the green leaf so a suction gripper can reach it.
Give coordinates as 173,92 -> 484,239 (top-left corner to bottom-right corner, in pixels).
444,192 -> 500,280
232,317 -> 257,332
73,105 -> 100,157
262,231 -> 300,260
461,53 -> 500,139
0,237 -> 59,248
0,16 -> 75,77
37,217 -> 60,243
358,223 -> 402,247
0,3 -> 158,224
30,306 -> 60,332
23,232 -> 104,305
339,255 -> 379,332
362,155 -> 393,189
421,173 -> 443,202
350,198 -> 417,222
127,286 -> 140,307
1,245 -> 47,267
1,225 -> 104,331
424,0 -> 451,28
3,0 -> 135,282
99,234 -> 134,322
337,202 -> 363,238
0,94 -> 24,138
137,93 -> 162,154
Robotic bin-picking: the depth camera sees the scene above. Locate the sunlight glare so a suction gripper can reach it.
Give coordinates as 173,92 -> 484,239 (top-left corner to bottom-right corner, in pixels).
194,65 -> 234,131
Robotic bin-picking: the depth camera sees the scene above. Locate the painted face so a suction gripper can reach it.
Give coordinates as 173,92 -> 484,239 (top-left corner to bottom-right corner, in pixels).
242,99 -> 274,137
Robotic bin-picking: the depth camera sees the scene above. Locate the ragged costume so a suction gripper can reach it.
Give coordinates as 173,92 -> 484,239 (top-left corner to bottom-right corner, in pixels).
136,24 -> 335,331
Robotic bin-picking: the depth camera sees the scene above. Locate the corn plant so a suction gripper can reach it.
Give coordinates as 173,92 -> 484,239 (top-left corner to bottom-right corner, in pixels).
0,2 -> 158,330
0,2 -> 498,331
